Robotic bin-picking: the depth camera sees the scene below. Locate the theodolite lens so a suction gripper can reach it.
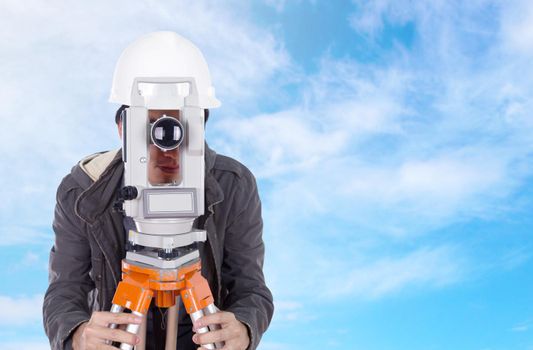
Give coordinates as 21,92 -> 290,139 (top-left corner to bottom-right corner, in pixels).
150,116 -> 184,151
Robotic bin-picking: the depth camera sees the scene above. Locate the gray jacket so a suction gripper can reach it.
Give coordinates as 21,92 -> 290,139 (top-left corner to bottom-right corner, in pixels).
43,145 -> 273,350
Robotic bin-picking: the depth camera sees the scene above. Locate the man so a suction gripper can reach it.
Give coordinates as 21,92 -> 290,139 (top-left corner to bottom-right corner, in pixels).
43,32 -> 273,350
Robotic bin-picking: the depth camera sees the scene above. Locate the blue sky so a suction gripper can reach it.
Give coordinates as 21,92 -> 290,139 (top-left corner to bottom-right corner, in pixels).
1,1 -> 533,349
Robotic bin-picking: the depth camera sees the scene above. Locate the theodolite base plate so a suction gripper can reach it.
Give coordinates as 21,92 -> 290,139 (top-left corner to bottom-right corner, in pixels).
126,250 -> 199,269
128,229 -> 206,249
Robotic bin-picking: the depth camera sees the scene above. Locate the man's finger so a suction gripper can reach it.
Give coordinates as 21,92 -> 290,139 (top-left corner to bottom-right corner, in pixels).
194,311 -> 234,328
88,324 -> 140,346
94,343 -> 123,350
193,327 -> 231,345
92,311 -> 143,326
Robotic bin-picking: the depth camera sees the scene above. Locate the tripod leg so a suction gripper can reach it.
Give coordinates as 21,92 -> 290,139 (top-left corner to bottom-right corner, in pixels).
181,270 -> 224,349
189,309 -> 209,341
120,311 -> 143,350
164,296 -> 179,350
109,304 -> 125,330
110,278 -> 153,350
202,304 -> 224,349
189,308 -> 222,350
136,314 -> 147,350
106,304 -> 125,346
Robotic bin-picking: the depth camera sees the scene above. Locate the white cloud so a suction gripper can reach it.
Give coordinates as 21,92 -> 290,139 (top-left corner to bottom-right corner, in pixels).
211,59 -> 408,178
511,322 -> 532,332
2,0 -> 531,316
23,251 -> 40,266
263,0 -> 288,13
511,319 -> 532,332
212,108 -> 349,178
349,0 -> 392,35
511,324 -> 529,332
213,52 -> 522,236
3,340 -> 50,350
231,1 -> 533,305
0,226 -> 51,247
0,294 -> 44,326
265,237 -> 463,302
500,0 -> 533,55
329,246 -> 462,298
271,300 -> 316,323
0,0 -> 291,243
258,342 -> 291,350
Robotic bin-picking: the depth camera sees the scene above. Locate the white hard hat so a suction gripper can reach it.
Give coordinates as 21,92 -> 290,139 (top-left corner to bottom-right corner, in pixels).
109,31 -> 221,108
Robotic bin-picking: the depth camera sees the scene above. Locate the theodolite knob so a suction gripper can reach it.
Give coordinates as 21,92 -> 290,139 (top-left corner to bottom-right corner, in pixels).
121,186 -> 138,200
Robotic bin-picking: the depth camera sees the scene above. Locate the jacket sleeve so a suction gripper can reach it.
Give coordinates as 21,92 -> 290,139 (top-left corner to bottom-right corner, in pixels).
43,177 -> 93,350
221,171 -> 274,350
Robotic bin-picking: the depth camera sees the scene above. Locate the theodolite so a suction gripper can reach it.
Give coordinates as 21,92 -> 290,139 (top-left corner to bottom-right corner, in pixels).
109,77 -> 223,350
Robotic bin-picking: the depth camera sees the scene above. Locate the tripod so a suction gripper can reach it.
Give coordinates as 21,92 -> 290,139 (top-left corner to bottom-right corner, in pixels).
108,247 -> 223,350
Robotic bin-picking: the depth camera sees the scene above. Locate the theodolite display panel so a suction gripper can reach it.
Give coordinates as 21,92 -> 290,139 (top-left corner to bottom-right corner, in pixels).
143,187 -> 198,218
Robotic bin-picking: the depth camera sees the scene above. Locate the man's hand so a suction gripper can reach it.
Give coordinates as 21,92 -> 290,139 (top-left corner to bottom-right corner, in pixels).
192,311 -> 250,350
72,311 -> 143,350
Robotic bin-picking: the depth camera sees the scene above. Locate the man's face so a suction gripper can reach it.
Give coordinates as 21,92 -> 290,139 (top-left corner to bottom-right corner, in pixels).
147,109 -> 182,185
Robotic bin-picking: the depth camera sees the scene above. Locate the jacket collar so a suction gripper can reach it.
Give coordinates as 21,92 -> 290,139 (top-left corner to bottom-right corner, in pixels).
75,143 -> 224,224
75,150 -> 124,225
204,143 -> 224,214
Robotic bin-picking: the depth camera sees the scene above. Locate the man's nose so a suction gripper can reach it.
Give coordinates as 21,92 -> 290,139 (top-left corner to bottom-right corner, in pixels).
161,148 -> 179,159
